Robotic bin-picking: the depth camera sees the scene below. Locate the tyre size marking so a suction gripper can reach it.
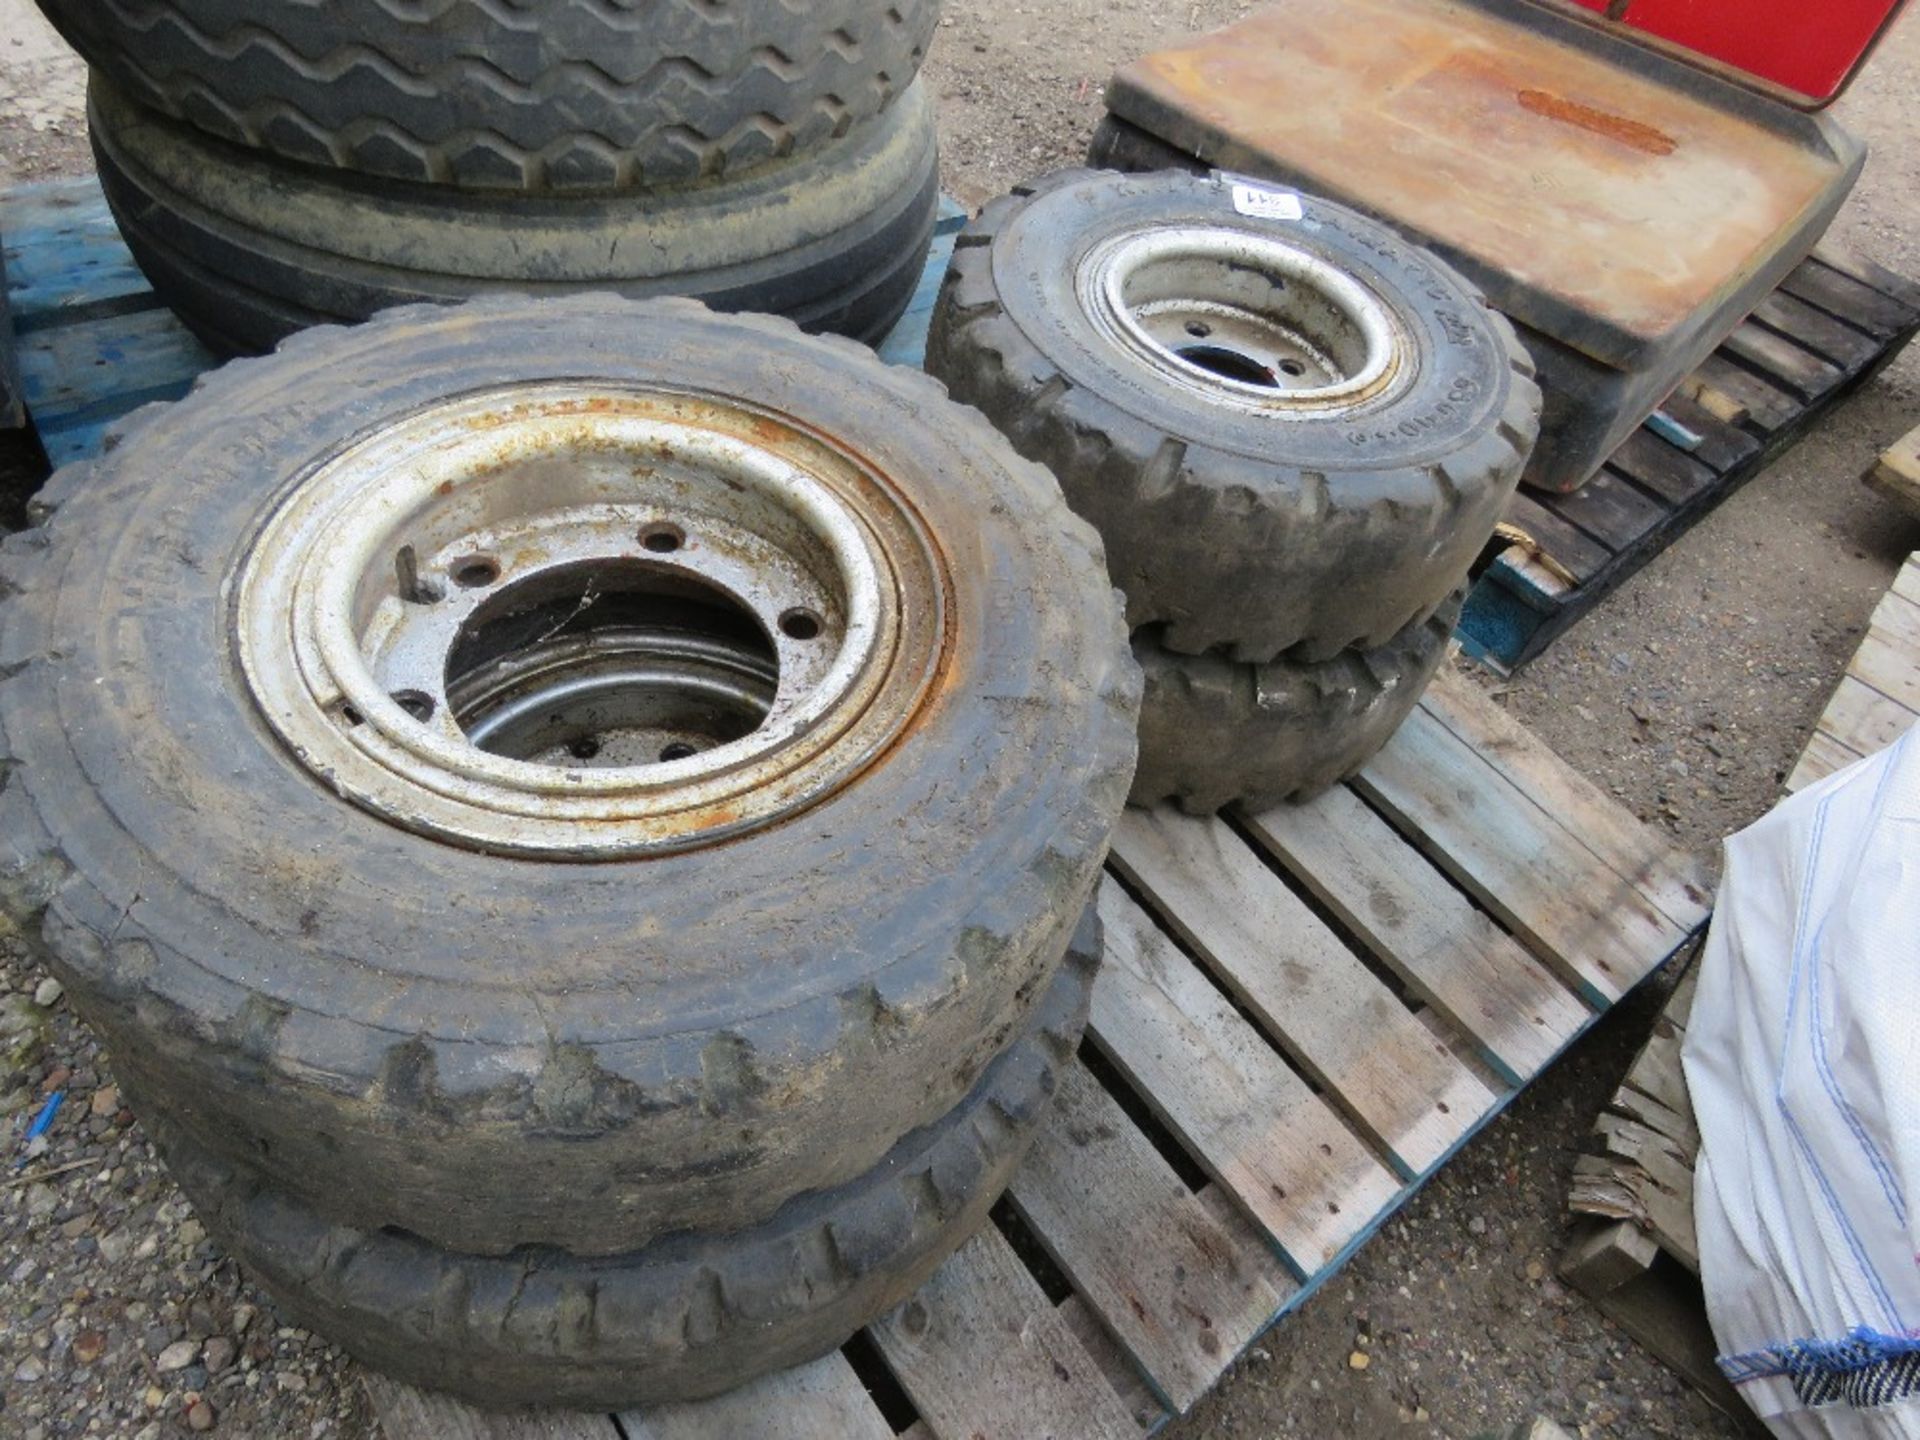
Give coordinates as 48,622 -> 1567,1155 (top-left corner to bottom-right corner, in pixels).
1344,376 -> 1484,446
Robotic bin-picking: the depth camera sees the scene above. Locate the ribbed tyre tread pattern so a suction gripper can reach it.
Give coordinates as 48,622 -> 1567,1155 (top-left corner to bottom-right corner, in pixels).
34,0 -> 940,191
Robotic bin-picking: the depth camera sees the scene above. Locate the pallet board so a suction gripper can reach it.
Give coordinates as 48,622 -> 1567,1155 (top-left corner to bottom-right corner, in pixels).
1866,420 -> 1920,519
368,668 -> 1707,1440
1462,244 -> 1920,674
1785,551 -> 1920,791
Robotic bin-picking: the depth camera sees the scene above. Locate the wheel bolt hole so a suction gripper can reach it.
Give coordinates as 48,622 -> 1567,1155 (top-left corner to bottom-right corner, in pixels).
779,607 -> 823,641
568,736 -> 602,761
334,702 -> 364,727
659,742 -> 698,763
1278,358 -> 1307,378
391,690 -> 436,723
452,555 -> 501,589
1184,320 -> 1211,338
640,523 -> 685,554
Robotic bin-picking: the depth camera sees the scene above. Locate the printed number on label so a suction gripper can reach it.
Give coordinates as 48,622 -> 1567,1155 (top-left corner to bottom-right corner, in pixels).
1229,182 -> 1304,222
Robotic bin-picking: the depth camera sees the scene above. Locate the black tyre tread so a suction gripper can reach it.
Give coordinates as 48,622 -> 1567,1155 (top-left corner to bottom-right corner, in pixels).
0,296 -> 1141,1259
36,0 -> 939,192
1129,589 -> 1464,814
144,910 -> 1097,1410
927,168 -> 1541,664
90,75 -> 938,353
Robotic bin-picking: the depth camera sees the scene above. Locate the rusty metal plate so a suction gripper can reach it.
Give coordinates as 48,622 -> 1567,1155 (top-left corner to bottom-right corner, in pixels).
1105,0 -> 1864,369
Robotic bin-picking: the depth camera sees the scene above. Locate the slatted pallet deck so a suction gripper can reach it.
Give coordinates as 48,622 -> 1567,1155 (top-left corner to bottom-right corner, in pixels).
3,167 -> 1713,1439
1462,244 -> 1920,674
1787,550 -> 1920,791
360,668 -> 1708,1440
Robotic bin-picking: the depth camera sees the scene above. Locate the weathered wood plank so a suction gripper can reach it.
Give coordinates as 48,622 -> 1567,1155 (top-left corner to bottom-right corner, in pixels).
1547,468 -> 1668,554
1088,879 -> 1400,1273
364,1377 -> 619,1440
1787,727 -> 1870,793
1894,557 -> 1920,609
1811,240 -> 1920,313
1353,701 -> 1686,1007
869,1228 -> 1139,1440
1110,808 -> 1490,1178
1782,260 -> 1917,341
1501,491 -> 1616,580
1590,1115 -> 1699,1271
1605,428 -> 1716,509
1560,1218 -> 1661,1294
1415,669 -> 1713,934
1007,1061 -> 1290,1413
621,1351 -> 892,1440
1720,319 -> 1844,402
1851,638 -> 1920,728
1751,290 -> 1882,371
1692,354 -> 1798,432
1238,784 -> 1590,1082
1653,388 -> 1759,474
1818,674 -> 1918,761
1059,1295 -> 1166,1433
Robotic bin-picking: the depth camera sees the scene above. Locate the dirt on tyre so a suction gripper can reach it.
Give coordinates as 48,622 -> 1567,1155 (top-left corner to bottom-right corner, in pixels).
33,0 -> 939,192
140,908 -> 1099,1409
0,297 -> 1138,1281
927,168 -> 1540,663
89,73 -> 940,353
1129,590 -> 1463,814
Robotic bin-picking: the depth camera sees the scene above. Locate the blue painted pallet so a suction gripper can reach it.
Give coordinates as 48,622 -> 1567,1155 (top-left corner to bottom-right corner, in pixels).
0,174 -> 963,468
5,167 -> 1714,1440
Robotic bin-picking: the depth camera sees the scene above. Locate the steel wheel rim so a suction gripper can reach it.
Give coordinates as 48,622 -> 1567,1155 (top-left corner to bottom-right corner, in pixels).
236,384 -> 951,858
1078,225 -> 1410,414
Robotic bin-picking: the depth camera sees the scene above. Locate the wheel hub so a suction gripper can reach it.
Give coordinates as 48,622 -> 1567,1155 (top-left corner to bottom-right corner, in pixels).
236,384 -> 951,858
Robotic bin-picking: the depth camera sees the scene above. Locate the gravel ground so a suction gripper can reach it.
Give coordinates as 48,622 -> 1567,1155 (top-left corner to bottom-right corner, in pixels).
1,2 -> 1917,1437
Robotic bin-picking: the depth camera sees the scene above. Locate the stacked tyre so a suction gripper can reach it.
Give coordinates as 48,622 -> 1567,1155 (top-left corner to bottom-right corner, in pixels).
0,298 -> 1139,1405
35,0 -> 944,350
926,168 -> 1543,810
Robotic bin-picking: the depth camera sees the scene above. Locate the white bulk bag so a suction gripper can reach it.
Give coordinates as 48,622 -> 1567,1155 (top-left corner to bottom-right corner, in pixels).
1687,725 -> 1920,1438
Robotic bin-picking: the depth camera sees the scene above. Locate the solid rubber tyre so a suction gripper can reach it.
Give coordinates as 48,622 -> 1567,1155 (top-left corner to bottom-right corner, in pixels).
1129,590 -> 1463,814
927,167 -> 1539,664
89,73 -> 940,354
0,296 -> 1138,1258
144,909 -> 1098,1410
35,0 -> 939,192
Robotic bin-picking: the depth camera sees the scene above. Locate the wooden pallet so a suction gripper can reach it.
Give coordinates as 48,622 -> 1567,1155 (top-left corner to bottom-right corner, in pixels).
2,166 -> 1714,1440
365,667 -> 1709,1440
1556,957 -> 1764,1432
1786,551 -> 1920,791
1461,243 -> 1920,674
1865,421 -> 1920,520
0,173 -> 963,466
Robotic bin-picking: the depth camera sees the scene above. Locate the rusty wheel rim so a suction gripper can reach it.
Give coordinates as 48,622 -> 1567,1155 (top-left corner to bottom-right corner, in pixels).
236,384 -> 950,858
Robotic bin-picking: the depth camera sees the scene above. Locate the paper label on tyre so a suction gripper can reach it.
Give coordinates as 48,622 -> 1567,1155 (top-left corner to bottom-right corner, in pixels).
1229,181 -> 1304,221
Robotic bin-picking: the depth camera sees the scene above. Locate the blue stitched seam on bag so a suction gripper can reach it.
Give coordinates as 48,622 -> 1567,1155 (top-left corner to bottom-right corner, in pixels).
1721,1328 -> 1920,1410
